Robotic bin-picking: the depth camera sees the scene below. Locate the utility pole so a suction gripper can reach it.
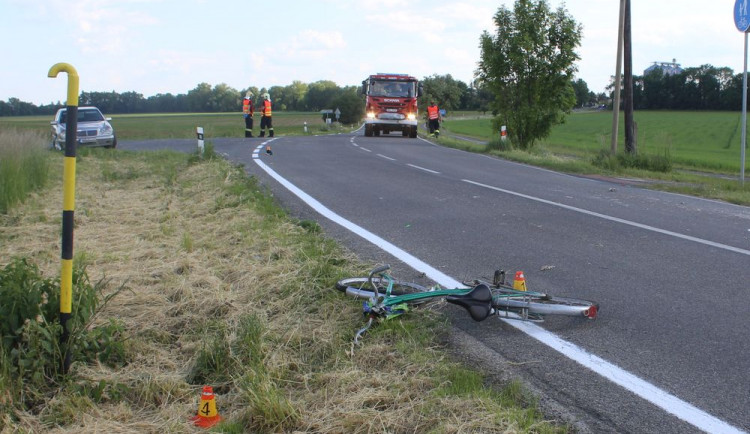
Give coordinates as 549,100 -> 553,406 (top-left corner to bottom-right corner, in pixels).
611,0 -> 626,154
624,0 -> 636,154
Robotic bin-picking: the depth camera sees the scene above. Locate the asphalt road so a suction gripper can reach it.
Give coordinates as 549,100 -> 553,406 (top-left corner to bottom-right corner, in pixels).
121,132 -> 750,433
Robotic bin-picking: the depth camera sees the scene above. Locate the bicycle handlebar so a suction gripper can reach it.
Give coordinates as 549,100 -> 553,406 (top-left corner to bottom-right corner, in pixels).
368,264 -> 391,299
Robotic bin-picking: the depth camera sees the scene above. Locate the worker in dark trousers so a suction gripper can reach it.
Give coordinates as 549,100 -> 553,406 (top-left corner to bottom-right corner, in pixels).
242,92 -> 254,137
427,101 -> 441,137
259,92 -> 274,137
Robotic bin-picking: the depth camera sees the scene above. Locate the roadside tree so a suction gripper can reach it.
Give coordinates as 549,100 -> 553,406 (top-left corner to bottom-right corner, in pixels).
421,74 -> 465,112
331,86 -> 364,124
476,0 -> 581,149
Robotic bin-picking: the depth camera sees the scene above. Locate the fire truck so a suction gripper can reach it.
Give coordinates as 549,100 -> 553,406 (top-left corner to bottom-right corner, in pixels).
361,73 -> 423,138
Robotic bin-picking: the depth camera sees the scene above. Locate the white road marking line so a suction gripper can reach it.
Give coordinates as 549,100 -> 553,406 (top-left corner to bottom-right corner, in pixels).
407,163 -> 441,174
377,154 -> 396,161
463,179 -> 750,256
252,157 -> 745,434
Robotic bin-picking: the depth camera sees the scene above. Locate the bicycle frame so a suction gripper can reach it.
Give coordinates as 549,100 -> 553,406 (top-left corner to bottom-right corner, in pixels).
356,266 -> 557,310
344,265 -> 598,343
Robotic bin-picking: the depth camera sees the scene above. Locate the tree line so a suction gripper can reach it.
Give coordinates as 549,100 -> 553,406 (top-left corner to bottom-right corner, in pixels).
1,65 -> 746,122
0,76 -> 494,122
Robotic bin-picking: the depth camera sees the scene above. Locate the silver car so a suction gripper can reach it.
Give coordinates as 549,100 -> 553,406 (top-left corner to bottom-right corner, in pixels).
50,106 -> 117,150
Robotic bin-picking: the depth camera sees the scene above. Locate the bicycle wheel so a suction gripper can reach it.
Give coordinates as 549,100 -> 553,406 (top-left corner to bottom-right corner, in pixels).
493,292 -> 598,319
335,277 -> 427,299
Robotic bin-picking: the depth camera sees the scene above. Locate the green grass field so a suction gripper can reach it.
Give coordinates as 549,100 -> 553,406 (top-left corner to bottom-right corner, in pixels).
446,110 -> 746,173
0,112 -> 337,142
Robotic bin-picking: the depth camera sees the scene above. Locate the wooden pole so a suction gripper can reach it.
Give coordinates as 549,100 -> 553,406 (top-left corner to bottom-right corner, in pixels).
624,0 -> 636,154
611,0 -> 626,154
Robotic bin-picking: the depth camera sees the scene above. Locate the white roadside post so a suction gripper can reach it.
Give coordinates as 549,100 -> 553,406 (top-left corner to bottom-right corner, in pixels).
196,126 -> 204,156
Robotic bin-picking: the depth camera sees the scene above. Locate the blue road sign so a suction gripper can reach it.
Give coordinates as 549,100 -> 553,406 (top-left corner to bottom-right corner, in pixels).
736,0 -> 750,32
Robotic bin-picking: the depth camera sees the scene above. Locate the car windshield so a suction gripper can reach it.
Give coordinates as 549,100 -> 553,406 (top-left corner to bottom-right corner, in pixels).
59,109 -> 104,124
369,80 -> 415,98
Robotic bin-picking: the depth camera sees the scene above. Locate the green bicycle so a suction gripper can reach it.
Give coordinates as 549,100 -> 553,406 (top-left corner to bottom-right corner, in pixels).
336,265 -> 599,343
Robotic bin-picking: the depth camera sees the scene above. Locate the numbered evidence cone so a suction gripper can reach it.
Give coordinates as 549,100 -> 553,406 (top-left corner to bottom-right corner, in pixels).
190,385 -> 221,428
512,271 -> 527,291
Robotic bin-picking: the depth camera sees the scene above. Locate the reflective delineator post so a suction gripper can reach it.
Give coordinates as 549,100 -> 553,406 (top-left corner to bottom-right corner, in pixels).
48,62 -> 79,374
196,126 -> 204,156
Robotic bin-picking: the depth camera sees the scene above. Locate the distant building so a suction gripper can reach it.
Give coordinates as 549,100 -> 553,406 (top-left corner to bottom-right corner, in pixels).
644,59 -> 683,76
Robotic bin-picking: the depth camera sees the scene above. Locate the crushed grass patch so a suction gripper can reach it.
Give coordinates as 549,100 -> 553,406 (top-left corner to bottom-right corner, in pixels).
0,149 -> 568,433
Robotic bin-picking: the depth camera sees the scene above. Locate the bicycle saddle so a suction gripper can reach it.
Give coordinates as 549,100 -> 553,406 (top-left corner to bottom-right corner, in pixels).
446,284 -> 493,322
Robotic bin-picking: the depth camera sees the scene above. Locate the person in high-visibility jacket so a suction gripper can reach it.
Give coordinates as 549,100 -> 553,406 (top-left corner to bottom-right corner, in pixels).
242,92 -> 254,137
427,101 -> 441,137
259,92 -> 274,137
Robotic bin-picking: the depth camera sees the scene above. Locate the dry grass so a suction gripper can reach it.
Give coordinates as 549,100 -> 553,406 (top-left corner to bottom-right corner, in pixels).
0,149 -> 565,433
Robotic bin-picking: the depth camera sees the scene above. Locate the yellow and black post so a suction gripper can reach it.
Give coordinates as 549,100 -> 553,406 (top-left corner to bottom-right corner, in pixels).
48,63 -> 79,374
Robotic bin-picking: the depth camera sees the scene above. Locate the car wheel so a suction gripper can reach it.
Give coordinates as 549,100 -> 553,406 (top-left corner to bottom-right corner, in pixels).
107,137 -> 117,149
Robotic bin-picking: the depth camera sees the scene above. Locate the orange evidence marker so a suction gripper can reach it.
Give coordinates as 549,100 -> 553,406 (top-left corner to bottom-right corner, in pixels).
190,385 -> 222,428
512,271 -> 527,291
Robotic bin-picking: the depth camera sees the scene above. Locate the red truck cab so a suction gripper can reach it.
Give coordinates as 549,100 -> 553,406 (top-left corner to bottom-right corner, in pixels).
361,73 -> 423,138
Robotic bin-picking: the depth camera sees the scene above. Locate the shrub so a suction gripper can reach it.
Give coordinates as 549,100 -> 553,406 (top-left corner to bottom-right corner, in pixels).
486,136 -> 514,152
0,258 -> 127,411
591,149 -> 672,173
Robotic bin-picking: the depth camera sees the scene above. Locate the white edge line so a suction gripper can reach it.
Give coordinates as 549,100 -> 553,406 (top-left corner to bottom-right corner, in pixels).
252,158 -> 745,434
505,320 -> 744,433
463,179 -> 750,257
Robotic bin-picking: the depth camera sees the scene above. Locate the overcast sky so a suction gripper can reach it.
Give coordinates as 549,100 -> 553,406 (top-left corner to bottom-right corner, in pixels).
1,0 -> 746,106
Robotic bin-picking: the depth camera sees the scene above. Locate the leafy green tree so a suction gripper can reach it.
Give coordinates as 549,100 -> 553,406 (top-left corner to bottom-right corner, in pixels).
285,81 -> 309,111
421,74 -> 465,112
476,0 -> 581,149
186,82 -> 213,112
331,86 -> 364,124
305,80 -> 339,111
571,78 -> 590,108
209,83 -> 240,112
267,85 -> 288,110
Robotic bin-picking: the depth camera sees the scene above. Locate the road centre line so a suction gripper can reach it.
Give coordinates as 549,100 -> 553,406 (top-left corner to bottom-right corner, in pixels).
377,154 -> 396,161
407,163 -> 441,174
463,179 -> 750,257
251,151 -> 744,434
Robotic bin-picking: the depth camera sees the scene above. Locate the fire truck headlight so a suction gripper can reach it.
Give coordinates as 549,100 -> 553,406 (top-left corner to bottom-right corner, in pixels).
366,112 -> 375,119
407,113 -> 416,121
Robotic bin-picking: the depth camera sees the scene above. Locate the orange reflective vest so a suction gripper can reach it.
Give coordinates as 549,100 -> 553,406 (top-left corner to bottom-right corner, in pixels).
243,98 -> 254,116
427,105 -> 439,120
262,99 -> 272,117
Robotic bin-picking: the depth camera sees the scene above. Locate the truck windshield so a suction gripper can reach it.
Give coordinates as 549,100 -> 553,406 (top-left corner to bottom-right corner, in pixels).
369,80 -> 415,98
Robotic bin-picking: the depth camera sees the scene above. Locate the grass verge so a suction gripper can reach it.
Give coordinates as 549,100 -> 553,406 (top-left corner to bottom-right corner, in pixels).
0,128 -> 51,213
0,148 -> 568,432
